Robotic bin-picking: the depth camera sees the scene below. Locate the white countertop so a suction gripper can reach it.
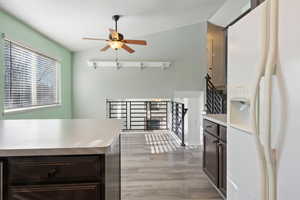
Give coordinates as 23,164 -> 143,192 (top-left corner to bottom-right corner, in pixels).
0,119 -> 122,157
203,114 -> 227,127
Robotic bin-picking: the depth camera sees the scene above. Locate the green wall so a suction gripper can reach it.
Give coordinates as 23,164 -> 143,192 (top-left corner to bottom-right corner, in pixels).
0,10 -> 72,120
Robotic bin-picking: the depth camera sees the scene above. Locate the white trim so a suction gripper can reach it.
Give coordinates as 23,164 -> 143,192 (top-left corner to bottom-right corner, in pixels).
56,62 -> 62,105
4,37 -> 60,61
3,104 -> 62,115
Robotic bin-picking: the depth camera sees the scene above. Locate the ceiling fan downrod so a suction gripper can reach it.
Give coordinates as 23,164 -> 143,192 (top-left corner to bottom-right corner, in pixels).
112,15 -> 120,32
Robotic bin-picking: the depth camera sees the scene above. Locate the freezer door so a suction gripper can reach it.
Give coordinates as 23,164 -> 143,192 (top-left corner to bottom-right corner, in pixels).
227,2 -> 267,200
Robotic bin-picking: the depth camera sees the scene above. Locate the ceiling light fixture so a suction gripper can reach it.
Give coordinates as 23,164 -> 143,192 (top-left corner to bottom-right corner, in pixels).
109,41 -> 124,49
82,15 -> 147,54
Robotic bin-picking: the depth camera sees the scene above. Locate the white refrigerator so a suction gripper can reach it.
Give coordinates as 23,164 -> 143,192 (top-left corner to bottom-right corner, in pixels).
227,0 -> 300,200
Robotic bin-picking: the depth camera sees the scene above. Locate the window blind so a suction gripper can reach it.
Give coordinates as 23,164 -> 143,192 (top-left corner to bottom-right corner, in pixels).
4,40 -> 60,111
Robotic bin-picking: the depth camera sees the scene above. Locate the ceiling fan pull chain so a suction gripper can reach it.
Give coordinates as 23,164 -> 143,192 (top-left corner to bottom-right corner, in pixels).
115,49 -> 119,63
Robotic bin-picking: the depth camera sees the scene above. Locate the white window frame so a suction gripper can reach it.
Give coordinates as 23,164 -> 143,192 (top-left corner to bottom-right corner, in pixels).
3,38 -> 62,114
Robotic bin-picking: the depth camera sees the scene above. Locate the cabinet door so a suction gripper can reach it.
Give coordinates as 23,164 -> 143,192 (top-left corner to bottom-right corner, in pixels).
218,142 -> 227,196
203,132 -> 219,185
8,183 -> 101,200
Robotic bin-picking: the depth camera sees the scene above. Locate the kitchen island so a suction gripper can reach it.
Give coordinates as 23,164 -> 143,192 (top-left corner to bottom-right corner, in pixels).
0,119 -> 122,200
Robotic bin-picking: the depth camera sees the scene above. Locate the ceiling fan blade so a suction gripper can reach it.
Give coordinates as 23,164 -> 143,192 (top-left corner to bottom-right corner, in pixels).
100,45 -> 111,52
122,44 -> 135,54
82,37 -> 108,41
123,40 -> 147,45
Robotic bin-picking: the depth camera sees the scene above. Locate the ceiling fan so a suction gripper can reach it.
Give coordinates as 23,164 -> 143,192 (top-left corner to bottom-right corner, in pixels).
82,15 -> 147,54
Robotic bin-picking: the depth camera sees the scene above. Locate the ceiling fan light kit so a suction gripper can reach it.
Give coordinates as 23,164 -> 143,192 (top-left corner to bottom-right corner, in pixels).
82,15 -> 147,54
109,41 -> 124,49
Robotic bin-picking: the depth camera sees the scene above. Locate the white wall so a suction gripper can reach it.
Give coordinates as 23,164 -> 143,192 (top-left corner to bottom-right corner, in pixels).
174,91 -> 204,146
209,0 -> 251,27
72,23 -> 208,118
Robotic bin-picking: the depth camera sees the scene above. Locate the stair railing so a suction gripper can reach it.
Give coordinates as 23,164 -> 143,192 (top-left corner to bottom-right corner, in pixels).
205,74 -> 227,114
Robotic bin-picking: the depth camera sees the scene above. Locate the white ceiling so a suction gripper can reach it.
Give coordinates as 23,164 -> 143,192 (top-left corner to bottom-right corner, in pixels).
209,0 -> 250,27
0,0 -> 225,51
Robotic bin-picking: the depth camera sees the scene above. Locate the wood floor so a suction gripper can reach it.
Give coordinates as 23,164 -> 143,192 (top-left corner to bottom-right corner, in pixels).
121,131 -> 222,200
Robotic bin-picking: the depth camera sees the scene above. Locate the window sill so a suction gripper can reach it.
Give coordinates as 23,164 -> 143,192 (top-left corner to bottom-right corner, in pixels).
3,104 -> 62,115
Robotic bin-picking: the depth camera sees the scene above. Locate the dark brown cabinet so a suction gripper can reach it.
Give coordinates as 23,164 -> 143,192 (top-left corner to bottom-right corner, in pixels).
218,141 -> 227,195
6,156 -> 105,200
203,119 -> 227,198
0,134 -> 121,200
203,132 -> 219,185
8,156 -> 103,185
2,152 -> 120,200
8,183 -> 101,200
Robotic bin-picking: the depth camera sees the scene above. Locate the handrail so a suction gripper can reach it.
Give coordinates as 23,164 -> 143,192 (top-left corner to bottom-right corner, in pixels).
205,74 -> 227,114
107,99 -> 186,146
171,102 -> 187,146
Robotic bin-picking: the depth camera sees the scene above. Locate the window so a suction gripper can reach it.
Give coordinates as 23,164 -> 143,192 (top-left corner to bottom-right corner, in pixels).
4,39 -> 60,112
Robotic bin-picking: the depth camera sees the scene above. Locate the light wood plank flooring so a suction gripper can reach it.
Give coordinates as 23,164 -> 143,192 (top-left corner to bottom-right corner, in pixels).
121,131 -> 222,200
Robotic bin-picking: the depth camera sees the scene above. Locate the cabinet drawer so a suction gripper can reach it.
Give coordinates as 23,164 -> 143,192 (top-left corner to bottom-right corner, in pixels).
8,156 -> 103,185
219,126 -> 227,142
8,183 -> 101,200
204,120 -> 218,137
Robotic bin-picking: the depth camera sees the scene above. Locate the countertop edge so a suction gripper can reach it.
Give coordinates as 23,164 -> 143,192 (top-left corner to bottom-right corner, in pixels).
0,147 -> 109,157
0,122 -> 122,157
203,114 -> 227,127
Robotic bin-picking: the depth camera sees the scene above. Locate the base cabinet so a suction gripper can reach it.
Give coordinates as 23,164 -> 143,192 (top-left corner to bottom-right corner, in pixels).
203,133 -> 219,185
218,141 -> 227,195
8,183 -> 101,200
203,119 -> 227,198
1,135 -> 120,200
5,156 -> 106,200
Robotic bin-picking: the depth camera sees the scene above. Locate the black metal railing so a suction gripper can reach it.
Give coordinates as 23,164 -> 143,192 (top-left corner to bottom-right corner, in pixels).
149,101 -> 168,130
129,101 -> 148,130
107,100 -> 168,131
171,102 -> 187,146
107,101 -> 128,128
107,99 -> 186,146
205,74 -> 227,114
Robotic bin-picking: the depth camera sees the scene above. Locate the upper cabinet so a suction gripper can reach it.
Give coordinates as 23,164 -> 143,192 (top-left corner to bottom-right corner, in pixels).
251,0 -> 266,9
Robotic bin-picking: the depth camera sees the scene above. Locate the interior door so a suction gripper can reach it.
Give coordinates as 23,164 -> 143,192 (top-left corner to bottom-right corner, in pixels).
203,132 -> 219,185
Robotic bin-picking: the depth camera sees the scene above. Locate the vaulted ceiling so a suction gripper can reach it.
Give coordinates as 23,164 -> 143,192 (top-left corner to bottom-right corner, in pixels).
0,0 -> 226,51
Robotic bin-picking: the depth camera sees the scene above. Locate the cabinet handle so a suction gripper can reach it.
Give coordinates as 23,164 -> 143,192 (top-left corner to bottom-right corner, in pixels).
206,125 -> 212,128
0,162 -> 3,200
48,168 -> 58,178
